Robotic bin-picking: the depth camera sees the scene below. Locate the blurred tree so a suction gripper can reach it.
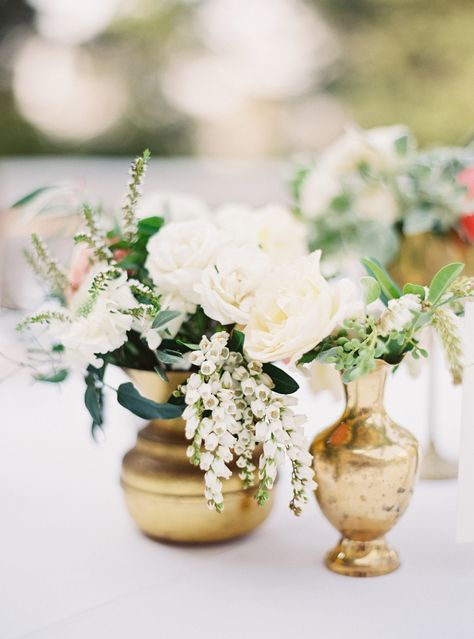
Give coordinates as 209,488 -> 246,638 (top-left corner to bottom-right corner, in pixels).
316,0 -> 474,145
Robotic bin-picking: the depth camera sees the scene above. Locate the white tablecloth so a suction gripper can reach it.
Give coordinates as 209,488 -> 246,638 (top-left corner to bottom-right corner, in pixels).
1,309 -> 473,639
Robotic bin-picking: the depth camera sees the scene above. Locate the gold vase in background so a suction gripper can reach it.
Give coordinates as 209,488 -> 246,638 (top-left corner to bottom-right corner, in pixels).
310,362 -> 419,577
389,231 -> 474,285
120,369 -> 273,543
389,231 -> 474,480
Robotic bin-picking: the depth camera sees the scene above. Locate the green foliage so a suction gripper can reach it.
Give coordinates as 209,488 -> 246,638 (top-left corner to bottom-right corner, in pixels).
262,363 -> 300,394
361,257 -> 401,300
427,262 -> 464,305
151,309 -> 182,330
117,382 -> 184,419
403,283 -> 426,298
360,276 -> 381,304
84,363 -> 107,439
122,150 -> 151,242
34,369 -> 69,383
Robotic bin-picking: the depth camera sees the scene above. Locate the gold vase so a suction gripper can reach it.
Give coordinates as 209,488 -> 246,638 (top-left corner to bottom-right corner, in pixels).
310,362 -> 419,577
120,369 -> 273,543
389,232 -> 474,480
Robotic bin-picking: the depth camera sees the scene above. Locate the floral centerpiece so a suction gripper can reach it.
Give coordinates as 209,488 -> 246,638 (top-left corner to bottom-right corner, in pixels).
293,125 -> 474,277
16,151 -> 315,518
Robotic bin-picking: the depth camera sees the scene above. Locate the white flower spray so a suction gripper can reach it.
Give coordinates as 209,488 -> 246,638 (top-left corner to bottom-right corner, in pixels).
176,332 -> 316,514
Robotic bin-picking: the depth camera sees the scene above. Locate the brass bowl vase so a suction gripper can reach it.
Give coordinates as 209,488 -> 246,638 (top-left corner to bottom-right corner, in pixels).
121,369 -> 274,543
310,362 -> 419,577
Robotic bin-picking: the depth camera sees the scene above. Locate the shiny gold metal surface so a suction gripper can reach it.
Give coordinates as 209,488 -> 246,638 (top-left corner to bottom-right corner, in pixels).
389,231 -> 474,286
310,362 -> 419,577
121,369 -> 273,543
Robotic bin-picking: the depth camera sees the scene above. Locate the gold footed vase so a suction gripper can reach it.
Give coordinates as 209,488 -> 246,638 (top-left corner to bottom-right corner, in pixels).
121,369 -> 273,543
310,362 -> 419,577
389,232 -> 473,481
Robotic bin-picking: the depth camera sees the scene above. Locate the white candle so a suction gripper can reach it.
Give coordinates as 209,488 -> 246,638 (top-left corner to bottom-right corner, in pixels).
456,301 -> 474,542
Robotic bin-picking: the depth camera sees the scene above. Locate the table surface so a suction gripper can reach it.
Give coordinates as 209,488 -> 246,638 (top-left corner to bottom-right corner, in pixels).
0,308 -> 472,639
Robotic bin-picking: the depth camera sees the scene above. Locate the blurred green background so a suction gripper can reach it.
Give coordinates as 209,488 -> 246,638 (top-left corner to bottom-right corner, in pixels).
1,0 -> 473,157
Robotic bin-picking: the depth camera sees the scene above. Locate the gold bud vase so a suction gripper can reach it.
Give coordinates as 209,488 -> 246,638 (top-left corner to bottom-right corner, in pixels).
310,361 -> 419,577
120,369 -> 273,543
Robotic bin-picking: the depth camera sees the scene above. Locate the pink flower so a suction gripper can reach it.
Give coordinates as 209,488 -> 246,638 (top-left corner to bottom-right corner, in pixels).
458,167 -> 474,242
68,244 -> 93,298
458,167 -> 474,199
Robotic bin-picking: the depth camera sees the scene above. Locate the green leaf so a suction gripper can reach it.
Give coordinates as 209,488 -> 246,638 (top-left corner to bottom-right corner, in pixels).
154,366 -> 168,382
394,135 -> 409,156
297,350 -> 318,365
11,186 -> 52,208
427,262 -> 465,305
176,339 -> 200,351
34,368 -> 69,383
361,257 -> 401,300
152,310 -> 182,330
117,382 -> 184,419
156,349 -> 184,365
262,363 -> 299,394
137,216 -> 164,237
360,276 -> 381,305
229,329 -> 245,354
403,283 -> 426,299
84,362 -> 107,438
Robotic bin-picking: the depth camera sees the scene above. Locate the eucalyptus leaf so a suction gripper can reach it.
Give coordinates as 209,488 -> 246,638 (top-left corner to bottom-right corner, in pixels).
117,382 -> 184,419
34,368 -> 69,383
229,329 -> 245,354
11,186 -> 53,208
403,283 -> 426,299
152,310 -> 182,330
360,276 -> 381,305
361,257 -> 401,300
428,262 -> 464,305
262,363 -> 299,394
156,349 -> 184,365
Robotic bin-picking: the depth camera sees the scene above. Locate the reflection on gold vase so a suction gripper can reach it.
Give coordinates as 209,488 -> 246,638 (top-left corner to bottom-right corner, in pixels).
120,369 -> 273,543
310,362 -> 419,577
389,232 -> 474,480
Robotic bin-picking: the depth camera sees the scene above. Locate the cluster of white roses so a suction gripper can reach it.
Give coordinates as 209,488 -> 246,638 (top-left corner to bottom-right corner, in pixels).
30,192 -> 307,371
178,332 -> 315,514
144,199 -> 307,327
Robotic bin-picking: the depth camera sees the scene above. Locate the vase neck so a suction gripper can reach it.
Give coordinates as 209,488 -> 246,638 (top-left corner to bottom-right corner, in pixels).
344,362 -> 389,413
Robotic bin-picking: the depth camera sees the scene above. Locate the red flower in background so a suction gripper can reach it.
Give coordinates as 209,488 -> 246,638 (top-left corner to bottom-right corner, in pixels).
457,167 -> 474,242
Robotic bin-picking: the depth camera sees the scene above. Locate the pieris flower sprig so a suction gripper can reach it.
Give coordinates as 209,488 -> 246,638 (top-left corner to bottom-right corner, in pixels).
174,331 -> 315,515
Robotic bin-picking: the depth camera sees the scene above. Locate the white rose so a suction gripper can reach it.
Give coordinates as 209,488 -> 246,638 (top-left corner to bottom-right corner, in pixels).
145,221 -> 224,304
195,244 -> 272,325
215,202 -> 307,263
137,191 -> 210,222
244,251 -> 361,363
354,180 -> 399,223
299,166 -> 342,219
53,267 -> 136,368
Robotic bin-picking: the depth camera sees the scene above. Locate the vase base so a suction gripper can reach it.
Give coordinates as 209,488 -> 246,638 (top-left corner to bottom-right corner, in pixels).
420,443 -> 458,480
325,537 -> 400,577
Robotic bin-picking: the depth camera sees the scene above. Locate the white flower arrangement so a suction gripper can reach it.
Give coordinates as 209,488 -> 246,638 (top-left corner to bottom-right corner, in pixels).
14,151 -> 315,515
293,125 -> 474,275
